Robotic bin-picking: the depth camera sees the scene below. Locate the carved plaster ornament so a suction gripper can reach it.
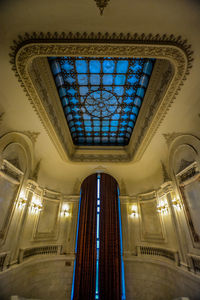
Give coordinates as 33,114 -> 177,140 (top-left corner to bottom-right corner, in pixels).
162,132 -> 184,148
94,0 -> 110,15
10,32 -> 193,162
161,161 -> 171,182
93,165 -> 108,173
31,160 -> 41,181
21,131 -> 40,145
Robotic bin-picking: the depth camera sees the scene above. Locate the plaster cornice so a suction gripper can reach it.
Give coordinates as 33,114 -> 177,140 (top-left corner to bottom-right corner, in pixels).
10,32 -> 193,162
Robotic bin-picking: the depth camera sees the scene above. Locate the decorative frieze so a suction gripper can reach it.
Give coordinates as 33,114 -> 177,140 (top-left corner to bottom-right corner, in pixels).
0,159 -> 23,184
94,0 -> 110,15
177,161 -> 199,185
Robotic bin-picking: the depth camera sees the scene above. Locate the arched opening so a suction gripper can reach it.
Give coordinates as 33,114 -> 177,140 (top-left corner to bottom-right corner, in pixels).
71,173 -> 126,300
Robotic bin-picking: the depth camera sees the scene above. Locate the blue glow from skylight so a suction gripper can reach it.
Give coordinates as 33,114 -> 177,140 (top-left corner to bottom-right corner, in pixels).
95,174 -> 100,300
49,56 -> 155,146
118,188 -> 126,300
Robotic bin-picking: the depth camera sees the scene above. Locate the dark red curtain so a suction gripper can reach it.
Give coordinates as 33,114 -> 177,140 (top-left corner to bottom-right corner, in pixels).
99,173 -> 122,300
73,173 -> 97,300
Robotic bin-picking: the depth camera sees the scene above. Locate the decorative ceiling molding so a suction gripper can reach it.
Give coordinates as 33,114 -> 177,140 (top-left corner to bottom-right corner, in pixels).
21,130 -> 40,145
10,32 -> 193,162
94,0 -> 110,15
163,132 -> 184,147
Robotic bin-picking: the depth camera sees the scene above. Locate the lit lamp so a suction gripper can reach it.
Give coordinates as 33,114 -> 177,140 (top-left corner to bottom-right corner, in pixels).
30,194 -> 43,214
172,198 -> 181,211
157,198 -> 168,215
129,205 -> 138,218
18,190 -> 27,209
61,203 -> 70,217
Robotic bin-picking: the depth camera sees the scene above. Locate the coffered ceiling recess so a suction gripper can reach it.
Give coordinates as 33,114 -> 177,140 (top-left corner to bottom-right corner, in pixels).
10,32 -> 192,162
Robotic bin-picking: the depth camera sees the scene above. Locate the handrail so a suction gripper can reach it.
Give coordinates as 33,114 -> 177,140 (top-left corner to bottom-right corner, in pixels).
18,245 -> 62,263
136,245 -> 179,265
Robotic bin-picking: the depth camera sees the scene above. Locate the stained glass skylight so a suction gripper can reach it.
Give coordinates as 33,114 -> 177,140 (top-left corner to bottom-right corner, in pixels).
48,56 -> 155,146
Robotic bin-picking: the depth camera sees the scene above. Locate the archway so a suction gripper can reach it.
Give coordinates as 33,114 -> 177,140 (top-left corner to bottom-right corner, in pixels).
71,173 -> 126,300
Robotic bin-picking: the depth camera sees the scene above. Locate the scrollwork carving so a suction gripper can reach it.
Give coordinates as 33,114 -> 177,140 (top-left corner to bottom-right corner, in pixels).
21,131 -> 40,145
163,132 -> 184,147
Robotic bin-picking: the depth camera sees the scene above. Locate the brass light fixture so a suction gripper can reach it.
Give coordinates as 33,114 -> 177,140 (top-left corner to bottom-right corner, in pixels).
129,205 -> 139,218
157,198 -> 169,215
30,194 -> 43,214
61,203 -> 71,217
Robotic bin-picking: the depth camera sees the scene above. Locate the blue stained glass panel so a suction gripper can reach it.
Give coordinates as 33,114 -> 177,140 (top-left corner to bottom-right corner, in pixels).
75,60 -> 87,73
49,56 -> 155,146
77,74 -> 88,85
90,60 -> 101,73
127,75 -> 137,85
103,60 -> 115,73
116,60 -> 129,73
90,74 -> 100,85
115,75 -> 126,85
103,75 -> 113,85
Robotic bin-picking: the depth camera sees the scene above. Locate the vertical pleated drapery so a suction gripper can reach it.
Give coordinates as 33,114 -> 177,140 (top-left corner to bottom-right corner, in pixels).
99,173 -> 122,300
73,173 -> 97,300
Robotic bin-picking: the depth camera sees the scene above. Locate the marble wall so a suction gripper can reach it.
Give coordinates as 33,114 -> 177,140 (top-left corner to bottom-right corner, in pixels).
124,259 -> 200,300
0,256 -> 74,300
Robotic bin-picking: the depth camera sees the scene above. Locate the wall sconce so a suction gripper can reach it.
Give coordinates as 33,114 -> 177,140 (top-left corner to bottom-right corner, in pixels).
18,190 -> 27,209
172,198 -> 181,211
61,203 -> 70,217
129,205 -> 138,218
157,198 -> 168,215
30,194 -> 43,214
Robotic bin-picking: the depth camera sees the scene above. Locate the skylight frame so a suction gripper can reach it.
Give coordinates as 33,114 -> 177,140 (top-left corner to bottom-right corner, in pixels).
12,33 -> 190,162
49,56 -> 155,147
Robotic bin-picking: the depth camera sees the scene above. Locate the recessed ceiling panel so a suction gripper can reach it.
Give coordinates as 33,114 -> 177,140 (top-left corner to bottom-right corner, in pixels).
49,57 -> 155,146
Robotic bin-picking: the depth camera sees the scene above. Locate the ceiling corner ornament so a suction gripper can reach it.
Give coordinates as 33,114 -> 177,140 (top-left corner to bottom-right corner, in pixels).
21,131 -> 40,145
94,0 -> 110,15
161,161 -> 171,182
162,132 -> 184,147
10,32 -> 193,162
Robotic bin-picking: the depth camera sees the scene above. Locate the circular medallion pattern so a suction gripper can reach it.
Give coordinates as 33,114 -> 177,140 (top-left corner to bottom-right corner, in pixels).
84,89 -> 118,118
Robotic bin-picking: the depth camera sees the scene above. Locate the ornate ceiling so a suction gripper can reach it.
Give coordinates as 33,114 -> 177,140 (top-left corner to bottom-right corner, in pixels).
11,33 -> 192,162
1,0 -> 199,194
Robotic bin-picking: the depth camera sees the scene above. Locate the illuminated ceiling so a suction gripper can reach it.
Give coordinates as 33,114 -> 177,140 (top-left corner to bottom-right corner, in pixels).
49,57 -> 154,146
10,33 -> 192,162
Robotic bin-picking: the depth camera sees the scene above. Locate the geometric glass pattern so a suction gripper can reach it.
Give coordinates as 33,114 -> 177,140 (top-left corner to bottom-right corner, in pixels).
49,57 -> 155,146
